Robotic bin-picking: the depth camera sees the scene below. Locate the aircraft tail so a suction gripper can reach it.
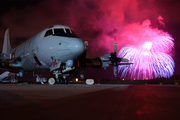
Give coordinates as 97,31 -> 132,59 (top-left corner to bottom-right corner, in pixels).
2,28 -> 11,53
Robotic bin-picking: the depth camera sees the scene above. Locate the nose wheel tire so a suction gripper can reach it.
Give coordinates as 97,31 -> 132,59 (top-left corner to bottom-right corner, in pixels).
48,78 -> 56,85
64,78 -> 69,84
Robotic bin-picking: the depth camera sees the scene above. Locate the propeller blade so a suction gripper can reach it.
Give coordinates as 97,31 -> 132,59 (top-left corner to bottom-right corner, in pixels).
78,41 -> 89,79
113,66 -> 117,77
84,41 -> 88,50
80,67 -> 85,79
121,58 -> 129,62
114,42 -> 117,54
109,62 -> 133,66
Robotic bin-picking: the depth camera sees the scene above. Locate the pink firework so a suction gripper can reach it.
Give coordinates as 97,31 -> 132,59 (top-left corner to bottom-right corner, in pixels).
118,19 -> 175,80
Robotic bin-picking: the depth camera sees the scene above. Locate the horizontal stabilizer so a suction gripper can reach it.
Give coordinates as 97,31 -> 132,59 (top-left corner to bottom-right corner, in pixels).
0,53 -> 11,60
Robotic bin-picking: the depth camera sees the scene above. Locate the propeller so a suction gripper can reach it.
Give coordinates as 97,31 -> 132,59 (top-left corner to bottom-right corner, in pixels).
78,41 -> 90,79
110,42 -> 120,77
84,41 -> 88,51
77,41 -> 131,78
110,42 -> 132,77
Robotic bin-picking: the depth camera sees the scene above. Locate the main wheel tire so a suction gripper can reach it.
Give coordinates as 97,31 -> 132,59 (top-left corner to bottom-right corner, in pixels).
62,78 -> 65,84
10,78 -> 16,83
48,78 -> 56,85
64,78 -> 69,84
54,77 -> 59,84
58,77 -> 63,84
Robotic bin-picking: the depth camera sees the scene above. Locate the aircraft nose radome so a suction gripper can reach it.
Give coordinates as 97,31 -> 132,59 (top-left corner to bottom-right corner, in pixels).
71,39 -> 84,56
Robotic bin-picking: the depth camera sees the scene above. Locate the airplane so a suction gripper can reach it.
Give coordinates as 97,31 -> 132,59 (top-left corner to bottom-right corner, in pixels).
0,25 -> 132,85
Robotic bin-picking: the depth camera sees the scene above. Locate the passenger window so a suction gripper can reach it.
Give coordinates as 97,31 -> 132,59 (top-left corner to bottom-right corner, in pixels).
44,29 -> 53,37
54,29 -> 65,35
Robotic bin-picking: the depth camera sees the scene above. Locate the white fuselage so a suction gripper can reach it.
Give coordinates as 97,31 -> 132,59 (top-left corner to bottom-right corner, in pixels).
10,25 -> 85,72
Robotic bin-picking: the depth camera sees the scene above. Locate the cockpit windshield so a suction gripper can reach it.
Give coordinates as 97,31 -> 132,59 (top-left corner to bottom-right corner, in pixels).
44,27 -> 78,38
65,28 -> 71,34
44,29 -> 53,37
54,29 -> 65,35
70,29 -> 76,36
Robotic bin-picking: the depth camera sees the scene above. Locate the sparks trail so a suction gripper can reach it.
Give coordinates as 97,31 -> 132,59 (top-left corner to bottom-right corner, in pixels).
118,19 -> 175,80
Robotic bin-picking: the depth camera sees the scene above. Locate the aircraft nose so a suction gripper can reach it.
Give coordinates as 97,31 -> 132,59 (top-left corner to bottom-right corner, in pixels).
71,38 -> 84,56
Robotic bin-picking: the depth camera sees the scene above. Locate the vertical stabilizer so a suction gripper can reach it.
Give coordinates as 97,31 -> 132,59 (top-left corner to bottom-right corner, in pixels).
2,28 -> 11,53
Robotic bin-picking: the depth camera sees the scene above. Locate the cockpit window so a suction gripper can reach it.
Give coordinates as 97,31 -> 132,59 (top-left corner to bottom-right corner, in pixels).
70,29 -> 77,36
54,29 -> 65,35
44,29 -> 53,37
52,27 -> 78,38
65,28 -> 71,34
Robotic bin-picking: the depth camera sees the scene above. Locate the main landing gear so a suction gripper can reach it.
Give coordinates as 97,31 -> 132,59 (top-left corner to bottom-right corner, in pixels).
48,76 -> 69,85
48,70 -> 69,85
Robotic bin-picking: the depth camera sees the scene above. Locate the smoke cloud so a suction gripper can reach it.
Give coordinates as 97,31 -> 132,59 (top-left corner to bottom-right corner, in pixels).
0,0 -> 171,54
0,0 -> 179,78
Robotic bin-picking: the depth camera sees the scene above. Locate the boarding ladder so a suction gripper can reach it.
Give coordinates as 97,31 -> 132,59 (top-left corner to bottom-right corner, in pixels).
0,71 -> 10,82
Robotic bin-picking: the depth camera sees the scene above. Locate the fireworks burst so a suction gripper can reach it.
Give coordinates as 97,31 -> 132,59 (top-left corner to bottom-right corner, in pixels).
118,19 -> 175,80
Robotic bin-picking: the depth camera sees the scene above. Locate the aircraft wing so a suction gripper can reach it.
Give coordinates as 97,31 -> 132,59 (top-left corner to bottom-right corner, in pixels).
84,54 -> 133,68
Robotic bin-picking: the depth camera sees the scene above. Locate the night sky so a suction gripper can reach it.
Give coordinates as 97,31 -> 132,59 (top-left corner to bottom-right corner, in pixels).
0,0 -> 180,79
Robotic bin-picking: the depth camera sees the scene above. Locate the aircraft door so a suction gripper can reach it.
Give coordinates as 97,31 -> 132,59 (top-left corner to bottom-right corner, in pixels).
32,46 -> 43,67
22,40 -> 37,71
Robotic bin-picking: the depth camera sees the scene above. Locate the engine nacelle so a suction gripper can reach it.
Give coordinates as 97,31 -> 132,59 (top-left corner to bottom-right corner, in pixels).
91,53 -> 112,68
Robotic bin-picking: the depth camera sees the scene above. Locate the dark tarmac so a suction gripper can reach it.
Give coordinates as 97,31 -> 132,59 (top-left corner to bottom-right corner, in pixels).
1,84 -> 180,120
